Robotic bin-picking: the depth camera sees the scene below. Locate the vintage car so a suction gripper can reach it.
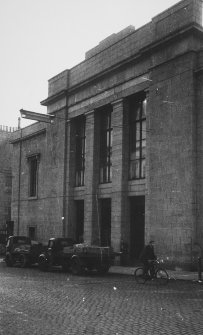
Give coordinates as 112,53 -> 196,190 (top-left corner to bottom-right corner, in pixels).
5,235 -> 44,268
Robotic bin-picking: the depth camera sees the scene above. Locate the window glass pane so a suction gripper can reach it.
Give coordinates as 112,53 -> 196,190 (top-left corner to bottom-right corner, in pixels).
142,145 -> 146,158
110,130 -> 113,146
142,99 -> 147,118
142,120 -> 146,139
141,159 -> 146,178
99,107 -> 112,183
129,94 -> 146,180
130,152 -> 136,160
109,165 -> 112,181
100,168 -> 103,183
136,123 -> 140,139
135,160 -> 140,178
75,117 -> 85,186
136,139 -> 141,149
129,160 -> 139,179
106,131 -> 109,147
135,104 -> 141,120
136,147 -> 140,158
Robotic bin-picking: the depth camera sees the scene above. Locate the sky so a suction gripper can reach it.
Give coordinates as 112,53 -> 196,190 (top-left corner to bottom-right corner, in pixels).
0,0 -> 180,128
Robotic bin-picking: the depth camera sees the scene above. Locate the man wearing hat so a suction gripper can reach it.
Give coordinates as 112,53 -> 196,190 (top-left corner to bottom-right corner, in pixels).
139,240 -> 157,278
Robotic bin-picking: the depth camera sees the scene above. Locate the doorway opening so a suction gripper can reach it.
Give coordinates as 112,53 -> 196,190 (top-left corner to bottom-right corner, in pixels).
28,226 -> 36,240
100,198 -> 111,246
75,200 -> 84,243
129,196 -> 145,262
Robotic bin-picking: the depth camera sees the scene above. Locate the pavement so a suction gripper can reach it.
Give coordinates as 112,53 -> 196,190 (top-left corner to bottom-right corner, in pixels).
109,265 -> 203,282
1,256 -> 202,282
1,261 -> 203,335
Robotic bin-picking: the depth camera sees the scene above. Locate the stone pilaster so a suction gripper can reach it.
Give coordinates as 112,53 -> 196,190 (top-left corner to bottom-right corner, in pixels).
111,99 -> 129,253
84,110 -> 99,244
65,119 -> 76,239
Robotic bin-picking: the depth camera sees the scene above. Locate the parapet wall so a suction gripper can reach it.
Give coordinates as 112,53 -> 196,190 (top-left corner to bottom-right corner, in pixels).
85,25 -> 135,59
68,0 -> 203,89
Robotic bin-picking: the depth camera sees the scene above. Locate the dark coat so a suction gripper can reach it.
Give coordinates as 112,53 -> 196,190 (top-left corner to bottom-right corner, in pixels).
139,244 -> 156,262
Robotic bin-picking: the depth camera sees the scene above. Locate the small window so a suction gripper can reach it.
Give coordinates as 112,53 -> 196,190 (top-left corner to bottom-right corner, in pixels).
28,226 -> 36,240
27,155 -> 39,198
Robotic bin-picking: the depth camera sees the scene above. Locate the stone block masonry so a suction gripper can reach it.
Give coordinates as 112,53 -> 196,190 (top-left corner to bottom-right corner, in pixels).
10,0 -> 203,268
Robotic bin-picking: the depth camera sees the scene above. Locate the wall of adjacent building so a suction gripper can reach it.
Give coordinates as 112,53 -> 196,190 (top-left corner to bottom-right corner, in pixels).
0,129 -> 13,234
11,116 -> 67,242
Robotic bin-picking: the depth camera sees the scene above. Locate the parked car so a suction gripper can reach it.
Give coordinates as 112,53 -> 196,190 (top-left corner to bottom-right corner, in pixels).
5,235 -> 45,268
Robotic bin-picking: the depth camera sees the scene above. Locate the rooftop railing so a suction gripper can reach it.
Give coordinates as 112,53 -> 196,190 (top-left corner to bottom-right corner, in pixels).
0,125 -> 18,132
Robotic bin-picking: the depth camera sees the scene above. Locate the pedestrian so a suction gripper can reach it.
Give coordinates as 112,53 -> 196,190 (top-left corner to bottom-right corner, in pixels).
139,240 -> 157,278
120,239 -> 128,266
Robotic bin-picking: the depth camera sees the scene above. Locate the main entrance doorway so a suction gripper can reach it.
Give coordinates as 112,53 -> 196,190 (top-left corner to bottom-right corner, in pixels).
130,196 -> 145,262
100,199 -> 111,246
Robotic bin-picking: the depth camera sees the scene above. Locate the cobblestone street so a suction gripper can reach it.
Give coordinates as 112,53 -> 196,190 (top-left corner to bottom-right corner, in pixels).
0,260 -> 203,335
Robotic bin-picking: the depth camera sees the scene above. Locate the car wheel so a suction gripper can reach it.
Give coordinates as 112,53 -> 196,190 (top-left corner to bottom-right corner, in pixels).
97,264 -> 110,274
38,257 -> 49,271
5,255 -> 13,267
62,261 -> 70,272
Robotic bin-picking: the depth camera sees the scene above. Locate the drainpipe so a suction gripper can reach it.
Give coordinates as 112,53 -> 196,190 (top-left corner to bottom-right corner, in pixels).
62,104 -> 68,237
17,128 -> 22,235
62,74 -> 69,237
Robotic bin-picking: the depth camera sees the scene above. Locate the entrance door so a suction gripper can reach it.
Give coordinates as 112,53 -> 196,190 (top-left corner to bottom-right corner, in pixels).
100,199 -> 111,246
130,196 -> 145,261
75,200 -> 84,243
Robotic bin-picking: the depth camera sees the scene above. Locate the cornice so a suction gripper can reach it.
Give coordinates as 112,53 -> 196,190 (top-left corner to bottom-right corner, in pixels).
40,23 -> 203,107
40,89 -> 67,107
10,128 -> 46,144
68,24 -> 203,94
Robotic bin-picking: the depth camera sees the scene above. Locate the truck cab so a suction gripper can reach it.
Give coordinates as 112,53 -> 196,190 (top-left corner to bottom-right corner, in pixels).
38,237 -> 75,271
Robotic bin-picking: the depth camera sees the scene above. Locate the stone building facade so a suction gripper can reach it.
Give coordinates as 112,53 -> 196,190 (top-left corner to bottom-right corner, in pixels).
0,126 -> 17,242
11,0 -> 203,268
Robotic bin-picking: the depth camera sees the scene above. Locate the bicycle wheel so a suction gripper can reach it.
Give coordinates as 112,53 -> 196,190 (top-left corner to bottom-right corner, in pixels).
156,268 -> 169,285
134,267 -> 146,284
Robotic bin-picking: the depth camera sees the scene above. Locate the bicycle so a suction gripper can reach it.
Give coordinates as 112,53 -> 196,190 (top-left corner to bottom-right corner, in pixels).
134,259 -> 169,285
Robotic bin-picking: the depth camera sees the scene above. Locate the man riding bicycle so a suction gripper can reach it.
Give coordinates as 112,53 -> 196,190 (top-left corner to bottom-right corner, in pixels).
139,240 -> 157,278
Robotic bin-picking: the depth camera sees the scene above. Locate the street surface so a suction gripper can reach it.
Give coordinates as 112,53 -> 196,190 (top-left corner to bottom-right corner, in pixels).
0,259 -> 203,335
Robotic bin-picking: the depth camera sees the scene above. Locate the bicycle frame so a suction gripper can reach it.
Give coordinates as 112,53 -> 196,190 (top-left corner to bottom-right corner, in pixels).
134,259 -> 169,284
